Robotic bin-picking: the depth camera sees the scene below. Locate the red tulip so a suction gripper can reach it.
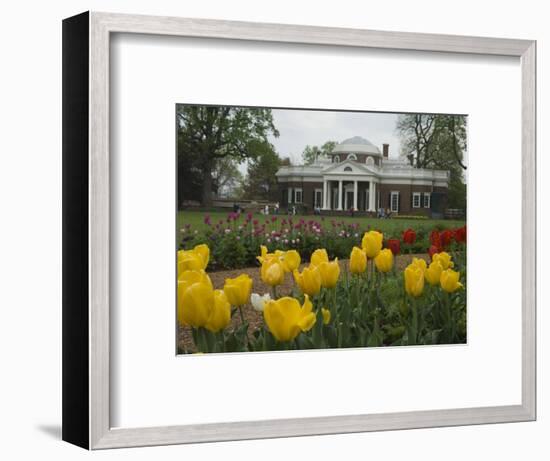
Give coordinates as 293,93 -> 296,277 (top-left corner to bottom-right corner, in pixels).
454,225 -> 467,243
428,245 -> 441,260
386,238 -> 401,255
429,230 -> 441,248
440,229 -> 454,247
402,228 -> 416,245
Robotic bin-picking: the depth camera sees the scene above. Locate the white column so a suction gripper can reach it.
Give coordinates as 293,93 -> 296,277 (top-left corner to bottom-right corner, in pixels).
353,181 -> 358,210
337,180 -> 343,210
322,180 -> 328,209
368,181 -> 376,211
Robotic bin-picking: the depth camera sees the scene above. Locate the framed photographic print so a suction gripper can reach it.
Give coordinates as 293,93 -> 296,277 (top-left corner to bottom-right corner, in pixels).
62,11 -> 536,449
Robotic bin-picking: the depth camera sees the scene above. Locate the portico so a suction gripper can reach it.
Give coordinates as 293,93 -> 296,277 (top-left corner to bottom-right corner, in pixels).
322,177 -> 377,212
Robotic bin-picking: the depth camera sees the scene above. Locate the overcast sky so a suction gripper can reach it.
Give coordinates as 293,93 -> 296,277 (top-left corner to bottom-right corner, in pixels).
267,109 -> 402,164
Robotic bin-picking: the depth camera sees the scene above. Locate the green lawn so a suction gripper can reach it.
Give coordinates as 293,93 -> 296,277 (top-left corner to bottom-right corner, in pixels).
178,210 -> 464,238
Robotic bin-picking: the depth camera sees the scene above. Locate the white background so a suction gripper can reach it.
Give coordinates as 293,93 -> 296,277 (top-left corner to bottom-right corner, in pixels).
0,0 -> 547,459
111,34 -> 521,428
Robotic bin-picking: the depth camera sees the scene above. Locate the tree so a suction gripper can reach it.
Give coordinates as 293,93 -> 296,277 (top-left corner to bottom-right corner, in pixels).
212,157 -> 243,198
396,114 -> 467,209
242,141 -> 282,201
396,114 -> 467,171
302,140 -> 337,165
177,105 -> 279,206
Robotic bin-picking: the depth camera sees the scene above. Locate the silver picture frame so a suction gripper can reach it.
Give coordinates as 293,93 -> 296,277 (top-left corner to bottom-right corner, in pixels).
62,11 -> 536,449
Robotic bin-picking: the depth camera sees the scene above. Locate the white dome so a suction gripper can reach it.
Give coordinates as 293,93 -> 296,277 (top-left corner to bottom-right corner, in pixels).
341,136 -> 374,146
332,136 -> 381,155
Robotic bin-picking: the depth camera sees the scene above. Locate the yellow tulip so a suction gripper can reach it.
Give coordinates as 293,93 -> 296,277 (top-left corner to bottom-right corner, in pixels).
404,264 -> 424,297
263,295 -> 316,342
193,244 -> 210,267
223,274 -> 253,306
349,246 -> 367,274
425,261 -> 443,286
318,258 -> 340,288
257,245 -> 270,264
374,248 -> 393,273
440,269 -> 463,293
204,290 -> 231,333
322,308 -> 331,325
261,257 -> 285,287
411,257 -> 427,273
178,251 -> 204,273
178,244 -> 210,273
177,279 -> 214,328
281,250 -> 301,272
362,230 -> 383,258
178,269 -> 213,287
433,252 -> 454,270
293,265 -> 322,297
257,245 -> 285,265
310,248 -> 329,267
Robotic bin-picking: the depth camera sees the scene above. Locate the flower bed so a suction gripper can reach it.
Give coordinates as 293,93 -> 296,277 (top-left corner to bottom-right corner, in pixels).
177,227 -> 467,353
179,211 -> 466,271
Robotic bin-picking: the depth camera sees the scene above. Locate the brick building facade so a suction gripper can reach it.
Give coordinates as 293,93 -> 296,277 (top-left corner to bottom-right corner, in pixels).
276,136 -> 449,217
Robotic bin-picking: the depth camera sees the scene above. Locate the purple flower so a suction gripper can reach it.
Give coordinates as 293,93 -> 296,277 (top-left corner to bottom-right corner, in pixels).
204,215 -> 211,226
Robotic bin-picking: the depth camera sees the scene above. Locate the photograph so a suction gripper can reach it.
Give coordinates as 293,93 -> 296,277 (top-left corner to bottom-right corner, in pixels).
176,105 -> 467,354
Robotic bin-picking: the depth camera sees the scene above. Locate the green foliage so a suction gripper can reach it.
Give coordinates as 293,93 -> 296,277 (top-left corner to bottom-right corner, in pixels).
396,114 -> 467,211
177,105 -> 279,206
448,176 -> 467,210
179,211 -> 464,271
184,264 -> 467,353
302,140 -> 337,165
242,141 -> 282,201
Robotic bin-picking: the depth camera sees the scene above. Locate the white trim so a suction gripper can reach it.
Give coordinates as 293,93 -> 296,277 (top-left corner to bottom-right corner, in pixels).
322,158 -> 378,175
277,176 -> 324,183
337,180 -> 343,210
390,191 -> 400,213
423,192 -> 431,208
314,188 -> 323,209
412,192 -> 421,208
294,187 -> 303,204
379,178 -> 447,186
347,153 -> 357,161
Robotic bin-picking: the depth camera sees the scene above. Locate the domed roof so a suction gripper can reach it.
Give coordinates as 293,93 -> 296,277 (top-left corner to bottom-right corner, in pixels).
340,136 -> 374,146
332,136 -> 381,155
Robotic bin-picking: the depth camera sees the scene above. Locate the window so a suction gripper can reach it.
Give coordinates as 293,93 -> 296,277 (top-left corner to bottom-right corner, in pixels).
365,156 -> 375,165
347,153 -> 357,161
412,192 -> 421,208
314,189 -> 323,208
423,192 -> 431,208
294,188 -> 303,203
332,155 -> 340,163
390,191 -> 399,213
343,166 -> 353,172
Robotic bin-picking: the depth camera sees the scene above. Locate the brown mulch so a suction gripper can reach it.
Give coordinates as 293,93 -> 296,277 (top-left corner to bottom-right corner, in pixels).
177,253 -> 430,353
